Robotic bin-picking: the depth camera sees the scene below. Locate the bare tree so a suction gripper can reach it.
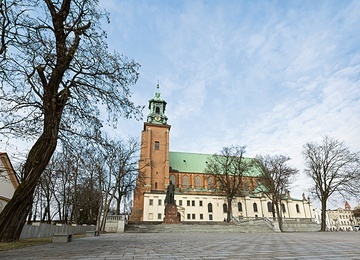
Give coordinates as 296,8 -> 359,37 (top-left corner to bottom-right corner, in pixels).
353,206 -> 360,227
99,137 -> 140,231
206,145 -> 250,222
255,154 -> 298,231
0,0 -> 142,241
303,136 -> 360,231
0,0 -> 22,56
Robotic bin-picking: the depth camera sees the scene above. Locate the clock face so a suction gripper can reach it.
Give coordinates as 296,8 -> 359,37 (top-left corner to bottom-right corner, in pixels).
155,115 -> 161,122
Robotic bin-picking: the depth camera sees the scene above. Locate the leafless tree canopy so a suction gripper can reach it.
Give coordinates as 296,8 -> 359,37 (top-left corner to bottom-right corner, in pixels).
205,145 -> 250,222
255,154 -> 298,231
0,0 -> 142,241
28,136 -> 139,228
303,136 -> 360,231
0,0 -> 142,140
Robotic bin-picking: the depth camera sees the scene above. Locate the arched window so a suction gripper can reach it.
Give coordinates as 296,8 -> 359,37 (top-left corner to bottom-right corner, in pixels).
183,176 -> 188,186
207,177 -> 213,188
296,204 -> 300,213
223,203 -> 228,213
195,176 -> 201,187
170,175 -> 176,186
154,182 -> 158,189
208,203 -> 213,213
238,202 -> 242,212
281,203 -> 286,213
267,202 -> 273,213
155,106 -> 160,113
253,203 -> 258,213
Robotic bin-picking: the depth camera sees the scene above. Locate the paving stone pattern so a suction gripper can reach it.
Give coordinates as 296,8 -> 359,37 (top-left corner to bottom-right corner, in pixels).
1,232 -> 360,259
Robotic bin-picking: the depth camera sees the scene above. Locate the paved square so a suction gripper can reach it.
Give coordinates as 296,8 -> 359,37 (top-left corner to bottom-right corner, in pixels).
1,232 -> 360,259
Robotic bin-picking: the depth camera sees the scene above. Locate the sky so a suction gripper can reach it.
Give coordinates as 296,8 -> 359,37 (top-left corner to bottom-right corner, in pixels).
99,0 -> 360,208
2,0 -> 360,208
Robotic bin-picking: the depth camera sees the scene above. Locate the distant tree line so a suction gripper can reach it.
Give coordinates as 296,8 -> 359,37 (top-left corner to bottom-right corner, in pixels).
25,136 -> 140,230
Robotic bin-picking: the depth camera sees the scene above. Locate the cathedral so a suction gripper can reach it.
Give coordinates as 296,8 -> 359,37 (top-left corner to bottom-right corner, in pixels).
130,86 -> 313,223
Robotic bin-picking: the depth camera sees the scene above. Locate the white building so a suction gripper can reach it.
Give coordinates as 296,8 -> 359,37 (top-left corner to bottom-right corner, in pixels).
0,152 -> 19,213
327,202 -> 356,231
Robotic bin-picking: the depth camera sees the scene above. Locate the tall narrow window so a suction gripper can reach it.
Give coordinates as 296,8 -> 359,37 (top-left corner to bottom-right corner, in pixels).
195,176 -> 201,187
207,177 -> 213,187
170,174 -> 176,186
183,176 -> 188,186
267,202 -> 273,213
253,203 -> 258,213
208,203 -> 213,213
154,182 -> 158,189
244,180 -> 249,190
238,202 -> 243,212
223,203 -> 228,213
296,204 -> 300,213
154,141 -> 160,150
155,106 -> 160,113
281,203 -> 286,213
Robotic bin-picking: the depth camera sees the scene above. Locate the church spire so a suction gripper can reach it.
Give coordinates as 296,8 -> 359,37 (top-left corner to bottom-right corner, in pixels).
147,84 -> 168,124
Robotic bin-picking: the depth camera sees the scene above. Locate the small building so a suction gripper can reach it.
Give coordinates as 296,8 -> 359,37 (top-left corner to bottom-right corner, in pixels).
0,152 -> 19,213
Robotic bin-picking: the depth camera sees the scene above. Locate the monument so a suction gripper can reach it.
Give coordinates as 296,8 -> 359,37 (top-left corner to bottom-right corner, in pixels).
163,181 -> 180,224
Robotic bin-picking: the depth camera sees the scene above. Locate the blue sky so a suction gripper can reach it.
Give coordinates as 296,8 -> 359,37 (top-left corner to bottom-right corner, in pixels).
2,1 -> 360,208
99,0 -> 360,207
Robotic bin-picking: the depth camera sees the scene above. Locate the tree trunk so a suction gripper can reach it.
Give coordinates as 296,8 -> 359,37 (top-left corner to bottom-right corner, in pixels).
116,195 -> 121,215
0,97 -> 65,241
0,133 -> 58,241
320,199 -> 327,231
227,197 -> 232,222
275,203 -> 283,232
96,199 -> 103,232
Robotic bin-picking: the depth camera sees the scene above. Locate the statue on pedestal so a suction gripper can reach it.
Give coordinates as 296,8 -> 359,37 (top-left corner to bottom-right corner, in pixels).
165,181 -> 175,204
163,181 -> 180,224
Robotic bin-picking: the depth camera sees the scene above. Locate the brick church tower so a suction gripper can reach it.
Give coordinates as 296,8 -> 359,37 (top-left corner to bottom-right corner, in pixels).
130,85 -> 171,222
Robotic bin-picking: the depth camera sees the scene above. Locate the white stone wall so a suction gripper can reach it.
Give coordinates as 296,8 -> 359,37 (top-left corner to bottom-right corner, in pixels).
142,193 -> 313,222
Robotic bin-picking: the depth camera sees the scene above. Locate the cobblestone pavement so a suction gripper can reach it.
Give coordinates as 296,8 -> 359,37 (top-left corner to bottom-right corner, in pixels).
1,232 -> 360,260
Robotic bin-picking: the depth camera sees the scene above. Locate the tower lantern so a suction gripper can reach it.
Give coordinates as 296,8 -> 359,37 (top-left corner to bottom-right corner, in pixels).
147,84 -> 168,125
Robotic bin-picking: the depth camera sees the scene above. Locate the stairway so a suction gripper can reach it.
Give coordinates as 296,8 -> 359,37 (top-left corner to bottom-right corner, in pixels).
126,220 -> 274,233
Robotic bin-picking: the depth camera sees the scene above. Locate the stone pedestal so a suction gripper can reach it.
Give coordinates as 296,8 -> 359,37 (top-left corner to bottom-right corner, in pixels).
163,203 -> 180,224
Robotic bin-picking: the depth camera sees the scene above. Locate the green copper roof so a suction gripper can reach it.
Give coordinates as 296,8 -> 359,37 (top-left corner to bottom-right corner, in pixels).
148,84 -> 166,104
169,151 -> 262,177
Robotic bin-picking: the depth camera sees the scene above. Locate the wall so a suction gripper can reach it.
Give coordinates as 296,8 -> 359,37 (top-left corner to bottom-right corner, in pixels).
20,223 -> 96,239
142,193 -> 314,222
